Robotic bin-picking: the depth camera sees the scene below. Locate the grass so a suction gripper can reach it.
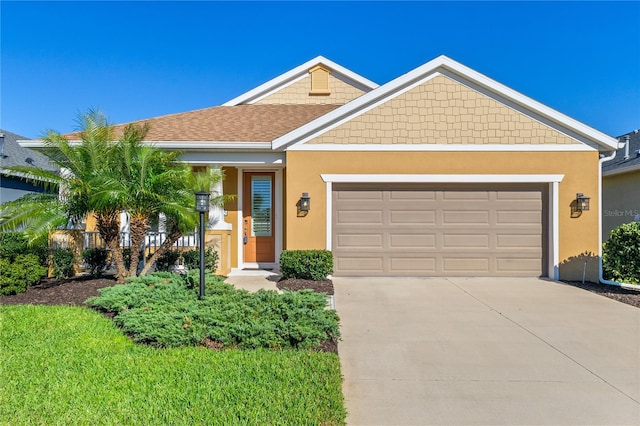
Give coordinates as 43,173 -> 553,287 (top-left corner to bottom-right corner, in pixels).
0,304 -> 346,425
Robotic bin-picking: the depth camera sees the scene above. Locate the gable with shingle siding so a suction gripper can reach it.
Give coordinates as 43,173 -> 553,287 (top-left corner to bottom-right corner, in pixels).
306,75 -> 580,145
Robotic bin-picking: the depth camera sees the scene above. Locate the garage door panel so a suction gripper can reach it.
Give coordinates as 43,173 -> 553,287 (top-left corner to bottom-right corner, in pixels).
442,234 -> 490,248
336,257 -> 384,274
496,211 -> 541,224
443,257 -> 490,273
496,234 -> 541,248
496,257 -> 541,273
389,191 -> 436,200
496,191 -> 541,200
443,210 -> 490,224
390,257 -> 436,272
336,210 -> 383,225
336,234 -> 383,249
389,233 -> 436,248
333,184 -> 545,277
336,190 -> 383,200
390,210 -> 436,224
443,191 -> 490,200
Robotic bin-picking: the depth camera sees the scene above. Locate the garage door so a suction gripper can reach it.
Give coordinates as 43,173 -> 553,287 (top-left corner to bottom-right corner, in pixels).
332,183 -> 546,277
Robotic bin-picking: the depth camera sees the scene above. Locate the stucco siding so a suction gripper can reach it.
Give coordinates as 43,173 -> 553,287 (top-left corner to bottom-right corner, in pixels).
255,74 -> 365,105
285,150 -> 600,281
603,171 -> 640,240
307,75 -> 581,145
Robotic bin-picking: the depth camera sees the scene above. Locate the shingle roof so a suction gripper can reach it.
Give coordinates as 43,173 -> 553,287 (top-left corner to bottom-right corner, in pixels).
0,129 -> 58,175
67,104 -> 340,142
603,130 -> 640,174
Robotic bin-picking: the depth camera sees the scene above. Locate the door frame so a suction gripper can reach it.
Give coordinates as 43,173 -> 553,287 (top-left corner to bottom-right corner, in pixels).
237,168 -> 283,270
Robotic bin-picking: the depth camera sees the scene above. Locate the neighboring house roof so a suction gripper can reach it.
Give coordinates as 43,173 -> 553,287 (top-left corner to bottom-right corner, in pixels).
274,55 -> 619,151
0,129 -> 57,177
603,129 -> 640,176
222,56 -> 378,106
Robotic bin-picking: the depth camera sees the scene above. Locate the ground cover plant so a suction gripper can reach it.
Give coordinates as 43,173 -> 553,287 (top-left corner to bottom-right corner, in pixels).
0,304 -> 346,425
86,271 -> 340,350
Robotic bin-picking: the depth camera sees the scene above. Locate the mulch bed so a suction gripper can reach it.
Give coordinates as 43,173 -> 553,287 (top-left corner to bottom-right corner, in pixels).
276,278 -> 334,295
0,275 -> 116,306
563,281 -> 640,308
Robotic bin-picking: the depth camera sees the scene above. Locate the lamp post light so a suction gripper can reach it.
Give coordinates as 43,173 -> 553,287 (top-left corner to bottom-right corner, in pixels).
195,191 -> 210,300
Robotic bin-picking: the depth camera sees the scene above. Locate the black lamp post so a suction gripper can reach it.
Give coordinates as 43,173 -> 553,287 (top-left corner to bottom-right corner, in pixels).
195,191 -> 210,300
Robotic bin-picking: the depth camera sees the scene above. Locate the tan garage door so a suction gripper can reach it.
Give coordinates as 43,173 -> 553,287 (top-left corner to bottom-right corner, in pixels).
332,183 -> 546,277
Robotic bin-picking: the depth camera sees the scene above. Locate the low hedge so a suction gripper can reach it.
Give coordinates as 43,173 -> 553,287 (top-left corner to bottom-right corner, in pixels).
0,254 -> 47,295
279,250 -> 333,281
603,222 -> 640,284
51,248 -> 75,279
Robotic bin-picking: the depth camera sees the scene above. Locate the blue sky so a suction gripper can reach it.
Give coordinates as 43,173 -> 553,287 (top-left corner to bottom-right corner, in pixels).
1,1 -> 639,139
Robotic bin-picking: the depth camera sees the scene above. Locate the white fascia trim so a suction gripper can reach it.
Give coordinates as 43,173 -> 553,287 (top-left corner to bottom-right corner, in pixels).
223,55 -> 378,106
17,139 -> 44,148
19,140 -> 274,150
602,163 -> 640,177
320,174 -> 565,183
149,141 -> 273,150
178,152 -> 285,166
551,181 -> 560,280
274,55 -> 617,151
290,143 -> 595,152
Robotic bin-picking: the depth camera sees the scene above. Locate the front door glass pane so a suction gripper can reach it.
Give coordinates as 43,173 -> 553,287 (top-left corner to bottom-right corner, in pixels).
251,176 -> 272,237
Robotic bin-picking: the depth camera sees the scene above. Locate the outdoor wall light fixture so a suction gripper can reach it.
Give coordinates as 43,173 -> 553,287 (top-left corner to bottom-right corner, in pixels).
575,193 -> 590,212
194,191 -> 210,300
299,192 -> 311,211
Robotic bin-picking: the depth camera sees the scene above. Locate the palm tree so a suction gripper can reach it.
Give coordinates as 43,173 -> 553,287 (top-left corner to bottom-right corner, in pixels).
1,110 -> 228,281
96,124 -> 194,276
0,110 -> 132,279
140,167 -> 228,276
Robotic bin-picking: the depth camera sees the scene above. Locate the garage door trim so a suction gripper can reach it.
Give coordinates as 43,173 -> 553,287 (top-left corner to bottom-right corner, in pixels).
321,174 -> 564,279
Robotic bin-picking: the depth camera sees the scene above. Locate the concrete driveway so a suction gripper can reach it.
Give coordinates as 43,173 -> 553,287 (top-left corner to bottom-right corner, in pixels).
334,277 -> 640,425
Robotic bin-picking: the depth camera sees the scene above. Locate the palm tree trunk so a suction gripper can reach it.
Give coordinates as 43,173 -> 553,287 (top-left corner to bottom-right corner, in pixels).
140,226 -> 183,276
96,211 -> 128,282
128,214 -> 148,277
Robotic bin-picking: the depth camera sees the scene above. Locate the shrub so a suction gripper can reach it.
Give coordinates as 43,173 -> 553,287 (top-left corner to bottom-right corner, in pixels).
86,272 -> 339,350
82,248 -> 109,277
279,250 -> 333,281
603,222 -> 640,284
0,232 -> 48,265
51,248 -> 75,279
182,247 -> 219,272
0,254 -> 47,295
153,250 -> 180,272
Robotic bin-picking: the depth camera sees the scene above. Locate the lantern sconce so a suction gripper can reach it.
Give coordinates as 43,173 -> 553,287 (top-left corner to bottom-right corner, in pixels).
575,193 -> 590,212
299,192 -> 311,211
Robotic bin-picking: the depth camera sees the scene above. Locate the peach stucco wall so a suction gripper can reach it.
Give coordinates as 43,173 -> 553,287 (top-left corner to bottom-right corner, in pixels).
255,74 -> 365,105
285,150 -> 601,282
307,75 -> 581,146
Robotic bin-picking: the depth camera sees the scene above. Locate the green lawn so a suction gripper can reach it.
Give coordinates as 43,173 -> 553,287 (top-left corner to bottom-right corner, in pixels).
0,305 -> 345,425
